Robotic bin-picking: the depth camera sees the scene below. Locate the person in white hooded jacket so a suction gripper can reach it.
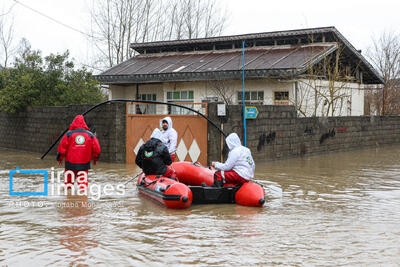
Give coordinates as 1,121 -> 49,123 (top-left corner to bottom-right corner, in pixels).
211,133 -> 255,187
160,116 -> 178,162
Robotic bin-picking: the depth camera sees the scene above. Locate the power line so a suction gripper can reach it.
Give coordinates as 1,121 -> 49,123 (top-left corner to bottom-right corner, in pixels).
12,0 -> 94,38
11,0 -> 105,73
0,2 -> 17,17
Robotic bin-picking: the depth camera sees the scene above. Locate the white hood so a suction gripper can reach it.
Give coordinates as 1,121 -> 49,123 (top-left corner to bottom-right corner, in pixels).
160,116 -> 173,130
214,132 -> 255,180
226,133 -> 241,150
159,116 -> 177,154
150,128 -> 162,140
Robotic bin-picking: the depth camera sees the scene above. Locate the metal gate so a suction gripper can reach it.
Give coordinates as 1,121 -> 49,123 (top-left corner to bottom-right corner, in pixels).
126,103 -> 208,165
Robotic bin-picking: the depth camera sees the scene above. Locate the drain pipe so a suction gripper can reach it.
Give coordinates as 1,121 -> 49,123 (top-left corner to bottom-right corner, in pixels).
295,81 -> 298,115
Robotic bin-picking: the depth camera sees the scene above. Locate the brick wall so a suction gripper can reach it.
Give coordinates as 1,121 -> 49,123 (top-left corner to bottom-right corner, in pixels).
0,103 -> 126,162
207,103 -> 400,163
1,102 -> 399,164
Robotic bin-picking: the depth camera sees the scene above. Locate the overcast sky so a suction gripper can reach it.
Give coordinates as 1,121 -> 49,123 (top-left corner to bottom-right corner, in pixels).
1,0 -> 400,70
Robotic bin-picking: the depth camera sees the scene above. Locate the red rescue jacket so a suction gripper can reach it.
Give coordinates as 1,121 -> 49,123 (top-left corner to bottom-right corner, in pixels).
57,115 -> 101,170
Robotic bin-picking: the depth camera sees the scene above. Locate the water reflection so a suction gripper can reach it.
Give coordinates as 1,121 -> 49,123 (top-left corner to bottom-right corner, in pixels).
1,146 -> 400,265
57,194 -> 97,265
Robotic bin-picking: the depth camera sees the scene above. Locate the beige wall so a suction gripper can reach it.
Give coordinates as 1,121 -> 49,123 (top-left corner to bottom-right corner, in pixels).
109,78 -> 364,117
110,85 -> 126,99
109,79 -> 294,104
295,79 -> 364,117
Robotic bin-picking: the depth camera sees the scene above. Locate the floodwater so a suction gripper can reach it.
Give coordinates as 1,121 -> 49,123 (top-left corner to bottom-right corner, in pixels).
1,146 -> 400,266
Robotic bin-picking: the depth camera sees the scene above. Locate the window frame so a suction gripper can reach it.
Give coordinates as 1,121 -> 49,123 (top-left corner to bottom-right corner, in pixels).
273,91 -> 289,105
137,93 -> 157,114
166,90 -> 195,115
237,90 -> 264,104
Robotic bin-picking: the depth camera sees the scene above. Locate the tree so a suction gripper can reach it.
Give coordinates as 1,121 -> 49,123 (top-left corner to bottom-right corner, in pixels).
294,43 -> 359,117
205,80 -> 236,105
0,7 -> 16,68
365,31 -> 400,115
0,47 -> 106,113
87,0 -> 228,69
175,0 -> 227,39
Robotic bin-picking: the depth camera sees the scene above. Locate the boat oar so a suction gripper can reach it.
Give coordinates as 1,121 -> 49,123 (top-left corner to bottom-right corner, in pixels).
254,179 -> 283,196
124,172 -> 142,186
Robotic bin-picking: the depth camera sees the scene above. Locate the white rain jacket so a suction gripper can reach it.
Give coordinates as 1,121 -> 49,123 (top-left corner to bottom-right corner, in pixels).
214,133 -> 255,180
151,128 -> 163,140
160,116 -> 178,154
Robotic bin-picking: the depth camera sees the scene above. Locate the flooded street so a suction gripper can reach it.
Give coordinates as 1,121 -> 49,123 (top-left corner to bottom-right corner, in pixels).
1,146 -> 400,266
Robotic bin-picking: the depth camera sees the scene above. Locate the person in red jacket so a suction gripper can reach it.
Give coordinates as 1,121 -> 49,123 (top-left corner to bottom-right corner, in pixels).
57,115 -> 101,189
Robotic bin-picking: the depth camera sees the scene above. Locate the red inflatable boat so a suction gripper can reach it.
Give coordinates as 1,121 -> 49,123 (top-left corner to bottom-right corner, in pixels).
172,161 -> 214,186
172,162 -> 266,207
136,173 -> 193,209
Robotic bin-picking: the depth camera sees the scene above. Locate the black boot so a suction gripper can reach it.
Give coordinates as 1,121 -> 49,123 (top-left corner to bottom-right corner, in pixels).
211,171 -> 224,187
211,179 -> 223,188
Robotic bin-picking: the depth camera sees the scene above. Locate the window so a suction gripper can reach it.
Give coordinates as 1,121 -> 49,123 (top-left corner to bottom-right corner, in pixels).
167,91 -> 194,101
274,91 -> 289,105
137,94 -> 157,114
166,90 -> 194,115
139,94 -> 157,101
237,91 -> 264,104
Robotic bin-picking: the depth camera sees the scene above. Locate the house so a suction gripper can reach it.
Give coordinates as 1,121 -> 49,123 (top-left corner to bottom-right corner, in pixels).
96,26 -> 383,117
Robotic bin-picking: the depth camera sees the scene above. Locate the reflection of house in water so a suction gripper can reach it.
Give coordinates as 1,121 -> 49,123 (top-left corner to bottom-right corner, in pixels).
96,26 -> 382,117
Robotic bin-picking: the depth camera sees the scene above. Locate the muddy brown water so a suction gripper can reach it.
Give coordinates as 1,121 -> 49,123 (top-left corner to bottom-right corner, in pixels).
1,146 -> 400,266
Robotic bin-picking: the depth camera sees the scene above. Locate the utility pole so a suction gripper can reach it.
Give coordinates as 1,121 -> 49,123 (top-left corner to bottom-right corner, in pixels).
242,40 -> 247,147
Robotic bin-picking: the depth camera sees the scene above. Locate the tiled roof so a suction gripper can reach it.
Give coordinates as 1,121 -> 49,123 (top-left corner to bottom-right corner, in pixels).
97,44 -> 337,83
95,27 -> 383,84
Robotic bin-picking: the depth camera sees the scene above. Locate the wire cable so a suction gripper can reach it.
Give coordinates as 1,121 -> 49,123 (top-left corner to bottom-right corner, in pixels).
0,2 -> 17,16
12,0 -> 93,38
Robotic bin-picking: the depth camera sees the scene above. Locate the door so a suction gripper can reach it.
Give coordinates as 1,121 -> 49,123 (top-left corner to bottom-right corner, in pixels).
126,103 -> 208,165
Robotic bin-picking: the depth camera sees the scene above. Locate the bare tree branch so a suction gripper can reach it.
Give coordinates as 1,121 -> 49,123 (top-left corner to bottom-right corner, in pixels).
87,0 -> 229,70
365,30 -> 400,115
202,79 -> 236,105
295,41 -> 358,117
0,11 -> 16,68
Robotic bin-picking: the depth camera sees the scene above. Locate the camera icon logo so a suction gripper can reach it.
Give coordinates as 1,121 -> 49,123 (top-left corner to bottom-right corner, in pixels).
9,167 -> 48,196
